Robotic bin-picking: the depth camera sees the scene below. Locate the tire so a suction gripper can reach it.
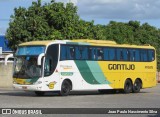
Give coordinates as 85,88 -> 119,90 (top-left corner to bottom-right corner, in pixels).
132,79 -> 141,93
35,91 -> 45,96
59,80 -> 71,96
123,79 -> 133,94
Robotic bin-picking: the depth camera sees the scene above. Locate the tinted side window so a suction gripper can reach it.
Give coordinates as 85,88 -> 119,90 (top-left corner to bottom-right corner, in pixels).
67,46 -> 75,59
60,45 -> 67,60
60,45 -> 155,62
129,49 -> 136,61
109,48 -> 116,60
104,48 -> 116,61
117,49 -> 122,60
104,48 -> 109,60
45,44 -> 59,76
148,50 -> 155,61
135,50 -> 140,61
97,48 -> 103,60
75,46 -> 88,60
60,45 -> 75,60
88,47 -> 97,60
140,50 -> 148,62
122,49 -> 128,61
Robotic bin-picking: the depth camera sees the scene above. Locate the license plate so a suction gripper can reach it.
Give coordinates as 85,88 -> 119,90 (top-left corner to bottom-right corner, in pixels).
22,86 -> 27,90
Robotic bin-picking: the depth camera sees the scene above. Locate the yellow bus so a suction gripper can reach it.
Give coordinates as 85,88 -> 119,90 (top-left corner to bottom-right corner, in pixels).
6,40 -> 157,96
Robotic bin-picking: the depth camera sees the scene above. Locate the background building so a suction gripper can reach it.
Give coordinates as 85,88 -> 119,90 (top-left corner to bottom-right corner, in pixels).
0,35 -> 11,51
0,35 -> 13,61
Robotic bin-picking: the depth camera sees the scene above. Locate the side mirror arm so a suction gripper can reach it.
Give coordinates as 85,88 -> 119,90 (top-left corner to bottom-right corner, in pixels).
4,54 -> 13,65
37,53 -> 45,66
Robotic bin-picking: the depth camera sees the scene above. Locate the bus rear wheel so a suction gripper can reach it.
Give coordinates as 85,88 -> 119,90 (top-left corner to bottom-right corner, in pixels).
123,79 -> 132,94
132,79 -> 141,93
59,80 -> 71,96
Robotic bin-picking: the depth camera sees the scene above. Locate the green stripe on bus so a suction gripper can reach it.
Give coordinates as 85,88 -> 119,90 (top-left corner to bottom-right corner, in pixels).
86,61 -> 110,84
61,72 -> 73,76
27,77 -> 39,83
75,61 -> 100,84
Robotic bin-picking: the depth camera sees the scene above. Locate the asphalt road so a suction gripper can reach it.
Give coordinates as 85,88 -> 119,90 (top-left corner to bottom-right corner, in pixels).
0,84 -> 160,117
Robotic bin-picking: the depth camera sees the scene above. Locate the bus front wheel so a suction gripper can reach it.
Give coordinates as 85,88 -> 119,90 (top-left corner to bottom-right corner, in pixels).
123,79 -> 132,94
59,80 -> 71,96
132,79 -> 141,93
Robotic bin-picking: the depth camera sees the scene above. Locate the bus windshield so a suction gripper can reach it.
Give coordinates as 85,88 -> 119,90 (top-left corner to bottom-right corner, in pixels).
13,56 -> 42,78
13,46 -> 45,78
16,46 -> 45,56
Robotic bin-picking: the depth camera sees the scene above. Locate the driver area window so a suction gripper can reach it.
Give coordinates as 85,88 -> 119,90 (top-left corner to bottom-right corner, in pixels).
44,44 -> 59,76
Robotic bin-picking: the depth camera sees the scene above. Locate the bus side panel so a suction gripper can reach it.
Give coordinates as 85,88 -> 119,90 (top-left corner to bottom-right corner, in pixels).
57,59 -> 156,91
138,61 -> 157,88
58,61 -> 84,90
42,72 -> 61,91
98,61 -> 157,89
58,60 -> 113,90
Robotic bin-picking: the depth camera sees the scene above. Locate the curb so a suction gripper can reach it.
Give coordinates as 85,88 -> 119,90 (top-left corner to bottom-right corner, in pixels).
0,88 -> 14,91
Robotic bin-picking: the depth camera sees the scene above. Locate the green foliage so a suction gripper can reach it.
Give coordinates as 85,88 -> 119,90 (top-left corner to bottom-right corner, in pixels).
6,0 -> 160,70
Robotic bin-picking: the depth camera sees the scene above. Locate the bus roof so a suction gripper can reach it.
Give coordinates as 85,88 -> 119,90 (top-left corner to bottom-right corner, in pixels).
71,39 -> 154,49
19,39 -> 155,49
72,39 -> 117,44
19,41 -> 53,46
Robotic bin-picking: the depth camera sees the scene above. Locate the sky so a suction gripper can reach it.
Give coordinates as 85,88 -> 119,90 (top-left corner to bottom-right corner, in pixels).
0,0 -> 160,35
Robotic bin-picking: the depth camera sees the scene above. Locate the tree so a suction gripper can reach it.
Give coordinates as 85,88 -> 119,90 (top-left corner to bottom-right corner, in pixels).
5,0 -> 160,70
105,21 -> 135,44
6,0 -> 50,50
6,0 -> 80,50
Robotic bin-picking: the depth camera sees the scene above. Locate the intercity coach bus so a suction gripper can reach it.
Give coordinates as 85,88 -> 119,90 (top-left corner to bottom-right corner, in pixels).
5,40 -> 157,96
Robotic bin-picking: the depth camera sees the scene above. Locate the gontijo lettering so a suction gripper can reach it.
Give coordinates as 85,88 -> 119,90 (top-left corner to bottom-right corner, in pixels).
108,64 -> 135,70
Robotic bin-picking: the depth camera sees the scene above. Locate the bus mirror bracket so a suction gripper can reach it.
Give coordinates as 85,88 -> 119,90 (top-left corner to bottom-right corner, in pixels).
4,54 -> 13,65
37,53 -> 45,66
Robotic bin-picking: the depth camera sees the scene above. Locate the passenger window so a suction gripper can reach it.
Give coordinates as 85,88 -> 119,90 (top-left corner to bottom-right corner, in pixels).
89,47 -> 97,60
108,48 -> 116,60
64,46 -> 75,60
61,45 -> 155,63
104,48 -> 116,61
75,46 -> 88,60
148,50 -> 154,61
69,47 -> 75,59
117,49 -> 122,60
97,48 -> 103,60
75,46 -> 81,59
135,50 -> 140,61
61,45 -> 75,60
60,45 -> 67,60
129,49 -> 136,61
140,50 -> 148,61
122,49 -> 128,61
104,48 -> 109,60
81,47 -> 88,59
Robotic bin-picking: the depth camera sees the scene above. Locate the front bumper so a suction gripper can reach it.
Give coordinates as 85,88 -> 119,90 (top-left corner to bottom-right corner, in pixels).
13,84 -> 45,91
